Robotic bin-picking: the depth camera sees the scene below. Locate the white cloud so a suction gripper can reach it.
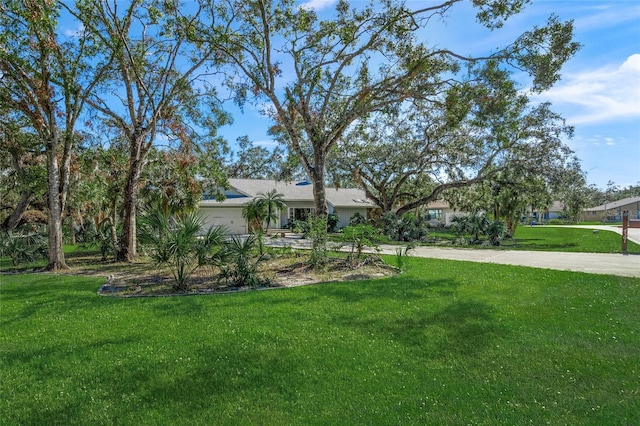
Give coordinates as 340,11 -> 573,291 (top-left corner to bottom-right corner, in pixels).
63,24 -> 85,37
573,3 -> 640,32
534,54 -> 640,125
298,0 -> 338,11
253,139 -> 280,149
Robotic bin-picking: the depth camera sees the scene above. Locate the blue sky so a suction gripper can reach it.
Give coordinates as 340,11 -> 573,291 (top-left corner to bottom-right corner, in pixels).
218,0 -> 640,190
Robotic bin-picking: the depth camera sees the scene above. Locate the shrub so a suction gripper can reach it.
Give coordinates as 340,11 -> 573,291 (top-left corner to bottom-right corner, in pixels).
0,230 -> 47,266
486,220 -> 506,246
349,212 -> 368,226
381,212 -> 430,242
221,234 -> 269,288
327,213 -> 340,232
452,214 -> 506,246
309,216 -> 328,269
138,206 -> 226,291
339,224 -> 381,266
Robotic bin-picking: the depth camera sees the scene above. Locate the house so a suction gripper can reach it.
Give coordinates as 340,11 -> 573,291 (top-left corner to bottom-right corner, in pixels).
198,178 -> 376,234
541,201 -> 565,220
424,200 -> 462,226
581,196 -> 640,222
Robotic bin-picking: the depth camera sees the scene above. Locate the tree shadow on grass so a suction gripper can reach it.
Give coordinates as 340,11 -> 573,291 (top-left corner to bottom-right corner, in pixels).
347,300 -> 505,358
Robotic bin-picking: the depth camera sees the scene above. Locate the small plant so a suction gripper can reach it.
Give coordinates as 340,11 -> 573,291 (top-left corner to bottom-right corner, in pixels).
223,234 -> 269,288
0,230 -> 47,266
138,205 -> 226,291
339,224 -> 381,266
394,242 -> 415,271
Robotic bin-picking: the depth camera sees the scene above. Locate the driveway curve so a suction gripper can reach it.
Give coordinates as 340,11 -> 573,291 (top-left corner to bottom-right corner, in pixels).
265,224 -> 640,278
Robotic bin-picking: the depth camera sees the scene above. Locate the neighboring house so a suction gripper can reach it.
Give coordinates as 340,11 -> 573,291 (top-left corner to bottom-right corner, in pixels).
581,196 -> 640,221
541,201 -> 565,220
425,200 -> 462,227
198,178 -> 376,234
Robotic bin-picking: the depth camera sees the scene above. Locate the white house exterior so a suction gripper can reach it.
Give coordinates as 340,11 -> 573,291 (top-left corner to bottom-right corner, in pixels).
198,178 -> 376,234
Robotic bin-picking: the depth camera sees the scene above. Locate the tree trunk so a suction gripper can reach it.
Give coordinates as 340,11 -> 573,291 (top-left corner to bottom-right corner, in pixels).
110,198 -> 118,258
117,156 -> 142,262
311,151 -> 328,217
1,190 -> 32,232
45,148 -> 69,271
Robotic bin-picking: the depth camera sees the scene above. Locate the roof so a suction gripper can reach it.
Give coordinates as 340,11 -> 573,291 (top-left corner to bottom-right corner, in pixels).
547,201 -> 565,212
584,196 -> 640,212
200,178 -> 376,208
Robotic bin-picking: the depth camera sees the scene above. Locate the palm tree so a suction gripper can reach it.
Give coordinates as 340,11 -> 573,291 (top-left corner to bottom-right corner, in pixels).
138,204 -> 226,291
255,189 -> 286,234
242,199 -> 266,233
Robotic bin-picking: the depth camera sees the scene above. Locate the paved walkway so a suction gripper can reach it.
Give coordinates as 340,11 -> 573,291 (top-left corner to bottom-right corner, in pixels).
265,225 -> 640,278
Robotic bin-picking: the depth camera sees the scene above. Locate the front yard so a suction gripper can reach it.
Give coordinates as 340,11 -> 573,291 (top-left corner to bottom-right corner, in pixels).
1,256 -> 638,424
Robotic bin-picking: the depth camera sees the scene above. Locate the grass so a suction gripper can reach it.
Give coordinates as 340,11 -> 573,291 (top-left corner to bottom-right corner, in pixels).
507,226 -> 640,253
2,258 -> 639,425
428,226 -> 640,254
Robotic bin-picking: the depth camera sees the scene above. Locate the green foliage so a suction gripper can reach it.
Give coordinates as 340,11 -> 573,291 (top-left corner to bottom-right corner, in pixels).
452,214 -> 491,244
138,205 -> 225,291
394,242 -> 415,271
255,189 -> 286,233
349,212 -> 368,226
382,211 -> 430,242
339,224 -> 381,265
326,213 -> 340,233
221,234 -> 269,288
242,199 -> 266,233
486,219 -> 507,246
309,216 -> 328,269
0,230 -> 47,266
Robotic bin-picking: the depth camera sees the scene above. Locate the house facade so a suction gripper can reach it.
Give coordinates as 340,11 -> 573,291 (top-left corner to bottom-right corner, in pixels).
198,178 -> 376,234
424,200 -> 461,226
581,196 -> 640,222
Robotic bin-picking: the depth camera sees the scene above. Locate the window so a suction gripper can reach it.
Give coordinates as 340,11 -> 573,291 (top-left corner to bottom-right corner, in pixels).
289,208 -> 314,222
428,209 -> 443,220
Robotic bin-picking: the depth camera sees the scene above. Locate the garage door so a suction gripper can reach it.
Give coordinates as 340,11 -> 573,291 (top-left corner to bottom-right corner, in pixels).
200,207 -> 247,235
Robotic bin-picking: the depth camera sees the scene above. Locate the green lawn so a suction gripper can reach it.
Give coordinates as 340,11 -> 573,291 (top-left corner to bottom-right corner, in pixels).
2,258 -> 639,425
428,226 -> 640,254
507,226 -> 640,253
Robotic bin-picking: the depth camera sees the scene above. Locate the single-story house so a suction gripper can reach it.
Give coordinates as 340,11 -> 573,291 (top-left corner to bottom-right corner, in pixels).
581,196 -> 640,222
198,178 -> 376,234
540,201 -> 565,220
424,200 -> 461,227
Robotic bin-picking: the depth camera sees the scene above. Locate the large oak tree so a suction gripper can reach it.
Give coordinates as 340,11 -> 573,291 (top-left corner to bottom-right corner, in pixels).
201,0 -> 579,259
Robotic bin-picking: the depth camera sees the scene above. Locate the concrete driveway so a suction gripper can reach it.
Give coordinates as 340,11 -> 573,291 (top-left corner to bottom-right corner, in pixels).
265,225 -> 640,278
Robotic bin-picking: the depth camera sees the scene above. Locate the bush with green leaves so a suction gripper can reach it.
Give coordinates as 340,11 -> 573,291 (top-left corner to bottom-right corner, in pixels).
309,216 -> 328,269
220,234 -> 269,288
339,224 -> 381,266
138,206 -> 226,291
0,230 -> 47,266
327,213 -> 340,232
349,212 -> 368,226
289,219 -> 311,237
452,214 -> 506,246
381,211 -> 430,242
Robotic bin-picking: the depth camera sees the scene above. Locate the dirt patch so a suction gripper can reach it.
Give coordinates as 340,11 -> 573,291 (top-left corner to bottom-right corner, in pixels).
70,253 -> 399,297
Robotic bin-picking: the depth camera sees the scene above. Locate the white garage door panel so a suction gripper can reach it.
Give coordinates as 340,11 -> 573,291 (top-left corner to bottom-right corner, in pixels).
200,207 -> 246,234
